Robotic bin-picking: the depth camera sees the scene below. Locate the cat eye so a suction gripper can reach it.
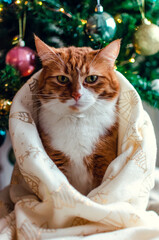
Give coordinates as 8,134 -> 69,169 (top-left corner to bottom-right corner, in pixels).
57,75 -> 70,84
85,75 -> 98,84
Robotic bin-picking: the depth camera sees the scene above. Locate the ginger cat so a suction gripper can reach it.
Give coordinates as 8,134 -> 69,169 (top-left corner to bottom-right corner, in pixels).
35,36 -> 120,195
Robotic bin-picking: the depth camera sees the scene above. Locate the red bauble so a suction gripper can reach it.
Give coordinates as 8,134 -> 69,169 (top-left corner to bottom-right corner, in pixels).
6,46 -> 36,77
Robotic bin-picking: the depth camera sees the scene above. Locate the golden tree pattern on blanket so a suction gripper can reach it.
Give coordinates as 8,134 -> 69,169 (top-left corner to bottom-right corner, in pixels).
17,220 -> 41,240
90,191 -> 108,205
119,90 -> 139,122
99,210 -> 140,229
122,123 -> 143,156
28,78 -> 38,92
0,212 -> 16,240
17,198 -> 41,212
51,183 -> 77,209
139,173 -> 154,200
18,145 -> 46,167
10,112 -> 34,125
132,150 -> 147,173
21,171 -> 40,197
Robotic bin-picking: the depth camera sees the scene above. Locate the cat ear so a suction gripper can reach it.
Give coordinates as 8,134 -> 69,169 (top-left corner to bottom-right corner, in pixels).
97,39 -> 121,67
34,34 -> 57,66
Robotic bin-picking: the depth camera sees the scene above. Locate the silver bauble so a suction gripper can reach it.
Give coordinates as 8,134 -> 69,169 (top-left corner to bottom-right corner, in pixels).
86,4 -> 116,42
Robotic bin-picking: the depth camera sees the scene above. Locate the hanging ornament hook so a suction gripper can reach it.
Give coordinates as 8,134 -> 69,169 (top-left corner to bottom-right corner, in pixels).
136,0 -> 146,20
95,0 -> 103,13
18,11 -> 26,47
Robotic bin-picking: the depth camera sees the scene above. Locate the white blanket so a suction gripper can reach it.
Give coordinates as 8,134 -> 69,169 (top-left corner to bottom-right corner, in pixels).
0,70 -> 159,239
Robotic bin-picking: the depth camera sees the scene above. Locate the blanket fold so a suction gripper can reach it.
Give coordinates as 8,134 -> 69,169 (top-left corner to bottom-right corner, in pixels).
0,70 -> 159,240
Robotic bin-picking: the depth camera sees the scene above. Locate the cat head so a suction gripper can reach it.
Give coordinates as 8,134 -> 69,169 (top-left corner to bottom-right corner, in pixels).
35,36 -> 120,115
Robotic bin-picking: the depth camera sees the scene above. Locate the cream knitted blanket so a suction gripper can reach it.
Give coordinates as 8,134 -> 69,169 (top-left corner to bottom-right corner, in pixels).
0,70 -> 159,239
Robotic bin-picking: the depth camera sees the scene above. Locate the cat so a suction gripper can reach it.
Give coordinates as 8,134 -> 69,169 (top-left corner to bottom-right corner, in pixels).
34,35 -> 120,195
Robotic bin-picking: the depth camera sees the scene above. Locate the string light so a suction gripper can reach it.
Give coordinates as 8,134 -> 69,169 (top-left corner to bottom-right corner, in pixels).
116,18 -> 122,23
0,4 -> 3,12
43,4 -> 72,18
129,57 -> 135,63
38,1 -> 42,5
59,8 -> 65,13
114,14 -> 122,24
15,0 -> 21,4
81,19 -> 87,25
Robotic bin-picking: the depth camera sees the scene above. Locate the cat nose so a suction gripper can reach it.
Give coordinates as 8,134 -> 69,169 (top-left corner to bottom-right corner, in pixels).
72,92 -> 82,101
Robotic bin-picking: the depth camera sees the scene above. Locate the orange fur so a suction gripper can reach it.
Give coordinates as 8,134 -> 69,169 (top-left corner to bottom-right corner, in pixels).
39,128 -> 70,175
84,122 -> 118,188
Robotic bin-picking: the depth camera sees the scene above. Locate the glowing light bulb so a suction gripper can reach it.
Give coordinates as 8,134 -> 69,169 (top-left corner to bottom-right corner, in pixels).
129,58 -> 135,63
81,19 -> 87,25
15,0 -> 21,4
38,1 -> 42,5
117,18 -> 122,23
59,8 -> 65,13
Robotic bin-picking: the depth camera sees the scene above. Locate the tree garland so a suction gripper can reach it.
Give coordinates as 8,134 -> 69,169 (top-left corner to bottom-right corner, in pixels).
0,65 -> 21,130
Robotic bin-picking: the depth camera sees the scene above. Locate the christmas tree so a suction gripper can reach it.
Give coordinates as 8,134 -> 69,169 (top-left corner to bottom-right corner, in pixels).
0,0 -> 159,134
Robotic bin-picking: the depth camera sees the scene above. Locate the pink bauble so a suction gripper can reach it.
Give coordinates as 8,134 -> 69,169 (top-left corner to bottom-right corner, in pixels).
6,46 -> 36,77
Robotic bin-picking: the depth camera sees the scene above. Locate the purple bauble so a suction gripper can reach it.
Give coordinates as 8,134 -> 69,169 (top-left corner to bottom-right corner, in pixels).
6,46 -> 36,77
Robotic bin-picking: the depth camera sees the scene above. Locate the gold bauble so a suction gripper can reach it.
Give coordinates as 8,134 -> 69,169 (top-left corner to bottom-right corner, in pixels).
0,99 -> 12,114
133,19 -> 159,56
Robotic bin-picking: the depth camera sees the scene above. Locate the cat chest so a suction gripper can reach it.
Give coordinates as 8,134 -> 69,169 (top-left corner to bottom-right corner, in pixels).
50,116 -> 107,160
40,109 -> 115,194
49,116 -> 107,195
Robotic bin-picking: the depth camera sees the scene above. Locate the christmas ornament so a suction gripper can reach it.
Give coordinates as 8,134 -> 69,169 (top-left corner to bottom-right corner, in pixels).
0,99 -> 12,114
6,45 -> 36,77
0,130 -> 6,147
133,0 -> 159,56
6,9 -> 36,77
85,0 -> 116,42
133,19 -> 159,56
151,79 -> 159,93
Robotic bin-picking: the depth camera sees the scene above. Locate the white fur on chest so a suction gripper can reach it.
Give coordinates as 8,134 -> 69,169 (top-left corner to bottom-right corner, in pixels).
39,99 -> 117,194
